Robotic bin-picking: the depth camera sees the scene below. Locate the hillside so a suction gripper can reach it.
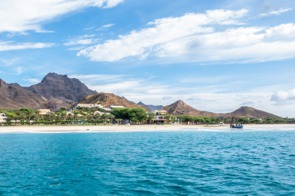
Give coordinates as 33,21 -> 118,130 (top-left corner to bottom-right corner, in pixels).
0,79 -> 47,109
0,73 -> 283,118
228,106 -> 281,118
78,93 -> 145,109
162,100 -> 216,116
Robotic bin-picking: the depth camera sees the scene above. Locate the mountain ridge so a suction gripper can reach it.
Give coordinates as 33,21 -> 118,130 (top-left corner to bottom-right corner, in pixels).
162,100 -> 217,117
0,73 -> 282,118
78,92 -> 146,109
0,79 -> 48,109
227,106 -> 280,119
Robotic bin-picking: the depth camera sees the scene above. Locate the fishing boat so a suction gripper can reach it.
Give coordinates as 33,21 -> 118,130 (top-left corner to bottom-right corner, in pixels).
230,124 -> 243,129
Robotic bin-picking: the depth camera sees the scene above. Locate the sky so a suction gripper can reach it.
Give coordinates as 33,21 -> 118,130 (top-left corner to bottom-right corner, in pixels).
0,0 -> 295,117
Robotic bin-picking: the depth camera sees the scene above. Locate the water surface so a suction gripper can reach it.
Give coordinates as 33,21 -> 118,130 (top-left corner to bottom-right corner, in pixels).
0,130 -> 294,195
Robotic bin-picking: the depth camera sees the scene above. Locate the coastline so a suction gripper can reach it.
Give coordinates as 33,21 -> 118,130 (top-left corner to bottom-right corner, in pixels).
0,124 -> 295,134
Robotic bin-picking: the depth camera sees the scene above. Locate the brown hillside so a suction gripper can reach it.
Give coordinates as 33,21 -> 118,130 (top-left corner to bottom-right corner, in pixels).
228,106 -> 281,118
0,79 -> 47,109
79,93 -> 145,109
162,100 -> 216,116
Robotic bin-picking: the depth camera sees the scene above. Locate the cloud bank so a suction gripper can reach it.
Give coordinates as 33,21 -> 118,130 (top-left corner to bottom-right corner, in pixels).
0,41 -> 54,51
0,0 -> 123,33
78,9 -> 295,64
271,89 -> 295,102
259,8 -> 293,17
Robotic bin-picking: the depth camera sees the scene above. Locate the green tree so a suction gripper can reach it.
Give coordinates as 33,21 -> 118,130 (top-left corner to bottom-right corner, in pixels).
111,108 -> 130,123
128,108 -> 147,124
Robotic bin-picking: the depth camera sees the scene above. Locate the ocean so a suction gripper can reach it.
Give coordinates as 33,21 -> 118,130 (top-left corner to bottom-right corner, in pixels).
0,130 -> 295,195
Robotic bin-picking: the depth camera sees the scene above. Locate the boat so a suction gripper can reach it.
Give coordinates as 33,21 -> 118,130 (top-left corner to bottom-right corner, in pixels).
230,124 -> 243,129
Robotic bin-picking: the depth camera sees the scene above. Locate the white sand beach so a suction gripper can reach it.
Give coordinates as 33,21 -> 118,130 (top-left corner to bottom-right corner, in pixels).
0,124 -> 295,134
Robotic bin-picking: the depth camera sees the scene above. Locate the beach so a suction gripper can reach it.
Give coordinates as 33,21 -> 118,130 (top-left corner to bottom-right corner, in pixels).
0,124 -> 295,133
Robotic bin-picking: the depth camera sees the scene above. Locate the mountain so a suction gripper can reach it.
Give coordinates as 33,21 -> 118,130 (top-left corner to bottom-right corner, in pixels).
27,73 -> 96,109
137,101 -> 163,111
28,73 -> 95,103
162,100 -> 216,116
0,79 -> 47,109
0,73 -> 283,118
78,93 -> 145,109
228,106 -> 281,118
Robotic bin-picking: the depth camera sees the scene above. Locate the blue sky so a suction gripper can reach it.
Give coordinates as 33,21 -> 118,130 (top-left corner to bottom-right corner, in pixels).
0,0 -> 295,117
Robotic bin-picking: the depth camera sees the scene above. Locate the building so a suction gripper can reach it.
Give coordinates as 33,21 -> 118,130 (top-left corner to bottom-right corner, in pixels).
110,105 -> 125,109
37,109 -> 51,115
94,111 -> 105,116
74,104 -> 125,112
0,113 -> 7,123
76,104 -> 104,109
153,110 -> 168,124
154,110 -> 168,116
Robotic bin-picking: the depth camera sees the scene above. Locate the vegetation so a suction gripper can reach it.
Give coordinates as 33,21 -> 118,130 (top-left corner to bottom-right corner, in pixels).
0,108 -> 295,126
111,108 -> 147,124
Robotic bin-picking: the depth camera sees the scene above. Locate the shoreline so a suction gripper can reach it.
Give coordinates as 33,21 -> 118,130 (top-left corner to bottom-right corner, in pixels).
0,124 -> 295,134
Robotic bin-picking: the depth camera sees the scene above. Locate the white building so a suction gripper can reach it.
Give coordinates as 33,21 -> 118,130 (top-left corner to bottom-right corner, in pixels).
154,110 -> 168,116
153,110 -> 168,124
110,105 -> 125,109
37,109 -> 51,115
76,104 -> 104,109
94,111 -> 105,116
0,113 -> 7,123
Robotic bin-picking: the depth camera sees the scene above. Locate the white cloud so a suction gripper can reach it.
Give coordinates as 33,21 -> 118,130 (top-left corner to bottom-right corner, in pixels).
65,39 -> 94,46
96,24 -> 114,31
260,8 -> 293,17
26,78 -> 41,84
159,23 -> 295,63
70,74 -> 126,84
78,9 -> 295,64
0,41 -> 54,51
0,57 -> 21,66
0,0 -> 123,33
64,34 -> 100,47
15,67 -> 23,75
265,23 -> 295,41
71,73 -> 180,96
78,9 -> 248,62
271,89 -> 295,102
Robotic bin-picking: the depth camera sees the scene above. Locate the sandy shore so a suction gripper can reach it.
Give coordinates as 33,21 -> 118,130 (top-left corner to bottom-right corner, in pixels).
0,124 -> 295,133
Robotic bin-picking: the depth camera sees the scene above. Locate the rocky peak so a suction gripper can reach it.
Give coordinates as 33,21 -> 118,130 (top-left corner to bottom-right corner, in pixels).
229,106 -> 280,118
175,99 -> 186,107
41,72 -> 67,82
28,72 -> 96,103
163,100 -> 215,116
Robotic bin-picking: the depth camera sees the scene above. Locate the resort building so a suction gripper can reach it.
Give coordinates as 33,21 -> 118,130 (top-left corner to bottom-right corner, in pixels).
153,110 -> 168,124
154,110 -> 168,116
37,109 -> 51,115
76,104 -> 104,109
110,105 -> 125,109
0,113 -> 7,123
94,111 -> 105,116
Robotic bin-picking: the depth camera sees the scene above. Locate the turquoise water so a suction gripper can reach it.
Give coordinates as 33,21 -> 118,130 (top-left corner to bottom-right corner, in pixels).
0,130 -> 295,195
